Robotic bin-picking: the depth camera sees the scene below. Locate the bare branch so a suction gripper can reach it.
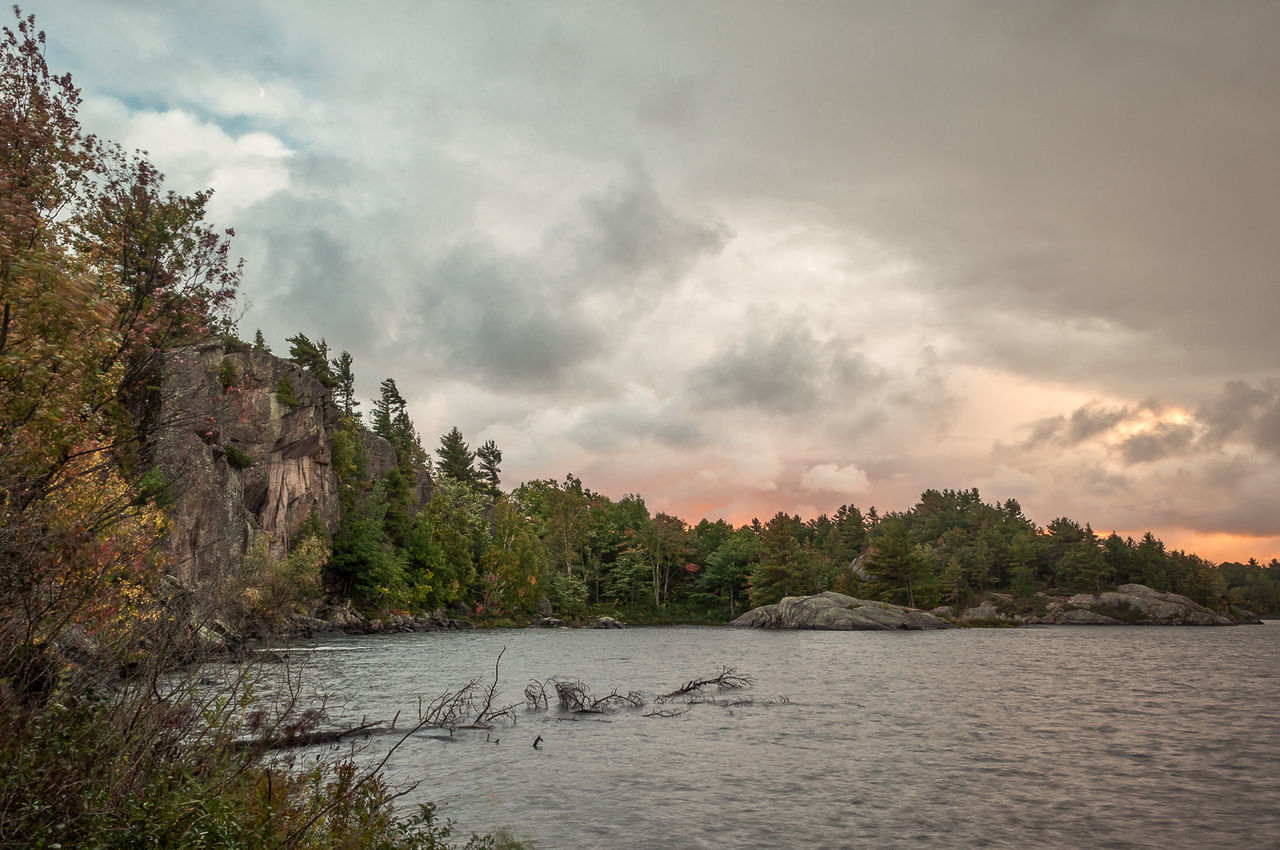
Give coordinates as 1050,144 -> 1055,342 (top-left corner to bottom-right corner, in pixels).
660,666 -> 753,698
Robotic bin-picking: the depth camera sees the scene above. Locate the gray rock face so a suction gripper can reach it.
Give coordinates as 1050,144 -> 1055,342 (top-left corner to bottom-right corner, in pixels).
731,592 -> 953,630
1061,584 -> 1235,626
1053,607 -> 1122,625
960,602 -> 1001,620
137,342 -> 342,604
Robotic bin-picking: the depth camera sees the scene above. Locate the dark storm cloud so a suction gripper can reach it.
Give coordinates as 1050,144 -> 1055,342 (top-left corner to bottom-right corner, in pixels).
1196,380 -> 1273,442
568,402 -> 706,454
1195,379 -> 1280,454
410,240 -> 602,391
669,2 -> 1280,389
1021,402 -> 1131,448
568,165 -> 730,289
1252,397 -> 1280,459
1117,422 -> 1196,465
685,322 -> 884,416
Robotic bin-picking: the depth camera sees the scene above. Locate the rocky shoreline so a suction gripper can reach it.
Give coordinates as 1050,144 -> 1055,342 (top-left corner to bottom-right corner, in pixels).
192,602 -> 630,655
729,583 -> 1262,631
189,582 -> 1261,654
937,583 -> 1261,626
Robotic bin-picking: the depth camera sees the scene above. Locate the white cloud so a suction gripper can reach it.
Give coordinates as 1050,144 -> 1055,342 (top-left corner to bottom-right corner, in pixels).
115,108 -> 294,220
800,463 -> 871,495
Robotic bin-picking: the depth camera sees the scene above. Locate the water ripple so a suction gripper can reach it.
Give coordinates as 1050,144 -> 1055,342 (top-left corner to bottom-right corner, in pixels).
286,624 -> 1280,848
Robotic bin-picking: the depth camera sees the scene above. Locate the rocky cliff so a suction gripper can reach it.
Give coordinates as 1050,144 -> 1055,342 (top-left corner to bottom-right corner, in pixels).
135,342 -> 370,602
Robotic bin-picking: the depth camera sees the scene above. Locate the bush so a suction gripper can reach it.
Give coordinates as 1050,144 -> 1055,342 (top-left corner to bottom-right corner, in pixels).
225,444 -> 254,470
0,652 -> 515,848
231,535 -> 327,626
548,572 -> 588,616
219,358 -> 238,392
277,374 -> 301,406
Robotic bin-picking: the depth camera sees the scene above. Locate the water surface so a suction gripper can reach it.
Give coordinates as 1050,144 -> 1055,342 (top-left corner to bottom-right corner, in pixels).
282,624 -> 1279,848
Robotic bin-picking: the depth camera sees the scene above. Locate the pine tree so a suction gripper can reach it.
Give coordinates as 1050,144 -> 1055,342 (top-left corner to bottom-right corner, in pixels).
331,350 -> 359,417
372,377 -> 406,440
252,328 -> 269,352
286,332 -> 336,388
865,518 -> 931,608
476,439 -> 502,497
435,427 -> 476,484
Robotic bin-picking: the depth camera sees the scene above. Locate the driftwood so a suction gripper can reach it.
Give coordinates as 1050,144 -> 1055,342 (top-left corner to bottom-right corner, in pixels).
549,679 -> 645,713
524,679 -> 549,710
416,647 -> 521,733
259,657 -> 770,755
249,718 -> 384,750
660,666 -> 753,698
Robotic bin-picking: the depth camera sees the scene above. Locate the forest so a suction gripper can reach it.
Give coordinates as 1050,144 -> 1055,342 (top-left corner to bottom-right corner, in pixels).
276,359 -> 1280,621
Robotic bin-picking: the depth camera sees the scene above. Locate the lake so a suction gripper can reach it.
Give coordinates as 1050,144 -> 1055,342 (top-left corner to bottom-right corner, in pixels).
278,623 -> 1279,848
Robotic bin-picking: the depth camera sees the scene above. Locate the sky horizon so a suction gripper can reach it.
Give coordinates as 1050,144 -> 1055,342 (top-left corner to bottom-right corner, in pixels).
38,1 -> 1280,564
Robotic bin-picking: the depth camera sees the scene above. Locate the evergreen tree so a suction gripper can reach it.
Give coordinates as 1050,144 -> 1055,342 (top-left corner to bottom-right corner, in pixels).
436,426 -> 477,483
700,525 -> 758,617
252,328 -> 269,352
864,518 -> 933,608
829,503 -> 868,563
286,332 -> 336,388
331,350 -> 359,417
372,377 -> 406,440
749,512 -> 806,605
390,409 -> 429,472
476,439 -> 502,497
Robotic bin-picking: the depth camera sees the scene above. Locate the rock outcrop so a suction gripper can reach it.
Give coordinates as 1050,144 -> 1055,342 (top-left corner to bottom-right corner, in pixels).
950,584 -> 1247,626
731,591 -> 954,630
1059,584 -> 1236,625
136,342 -> 346,597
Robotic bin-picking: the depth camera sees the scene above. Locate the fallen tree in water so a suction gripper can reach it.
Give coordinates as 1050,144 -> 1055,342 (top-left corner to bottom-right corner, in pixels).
266,655 -> 782,752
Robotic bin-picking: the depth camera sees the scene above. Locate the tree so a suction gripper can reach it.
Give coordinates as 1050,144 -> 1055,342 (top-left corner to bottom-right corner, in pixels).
701,525 -> 759,617
285,332 -> 335,388
404,478 -> 488,609
371,377 -> 406,440
827,503 -> 868,563
435,426 -> 476,484
750,512 -> 809,605
516,475 -> 592,578
252,328 -> 269,351
330,349 -> 358,417
477,495 -> 546,615
476,438 -> 502,497
1,5 -> 241,669
864,518 -> 933,608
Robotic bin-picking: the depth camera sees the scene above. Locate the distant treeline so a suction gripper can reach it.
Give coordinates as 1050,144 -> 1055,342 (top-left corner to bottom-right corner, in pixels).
273,340 -> 1276,620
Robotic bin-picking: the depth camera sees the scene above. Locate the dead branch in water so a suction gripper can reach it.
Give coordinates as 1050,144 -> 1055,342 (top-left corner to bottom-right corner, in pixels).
468,647 -> 521,727
660,666 -> 753,698
550,680 -> 646,713
553,680 -> 592,712
643,705 -> 692,718
244,718 -> 384,750
524,679 -> 549,710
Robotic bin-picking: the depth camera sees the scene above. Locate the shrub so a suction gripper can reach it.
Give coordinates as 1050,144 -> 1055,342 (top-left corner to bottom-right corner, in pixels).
219,359 -> 238,392
277,374 -> 301,406
231,535 -> 327,626
225,444 -> 254,470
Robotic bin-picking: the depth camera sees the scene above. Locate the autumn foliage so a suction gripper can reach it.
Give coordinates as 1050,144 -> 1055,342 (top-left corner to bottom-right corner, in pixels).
0,12 -> 499,848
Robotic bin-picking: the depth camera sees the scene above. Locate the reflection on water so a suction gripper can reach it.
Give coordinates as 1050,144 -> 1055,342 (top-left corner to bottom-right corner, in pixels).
283,624 -> 1280,849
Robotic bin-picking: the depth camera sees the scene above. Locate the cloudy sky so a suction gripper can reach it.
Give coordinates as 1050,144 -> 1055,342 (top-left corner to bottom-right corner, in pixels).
41,1 -> 1280,562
